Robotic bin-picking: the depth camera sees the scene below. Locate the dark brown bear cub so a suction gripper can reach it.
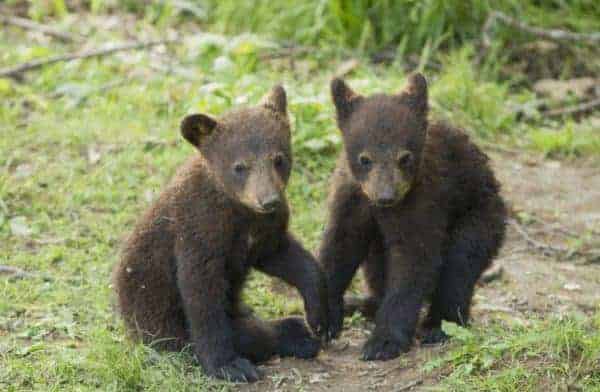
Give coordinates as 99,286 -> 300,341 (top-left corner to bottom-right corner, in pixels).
319,73 -> 506,361
112,86 -> 327,382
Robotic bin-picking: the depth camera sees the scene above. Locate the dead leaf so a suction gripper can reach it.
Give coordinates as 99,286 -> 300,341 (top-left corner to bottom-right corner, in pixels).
10,216 -> 32,236
522,40 -> 559,54
291,368 -> 302,385
87,145 -> 102,165
309,372 -> 330,384
144,190 -> 155,203
563,283 -> 581,291
334,59 -> 359,78
13,163 -> 33,179
213,56 -> 233,72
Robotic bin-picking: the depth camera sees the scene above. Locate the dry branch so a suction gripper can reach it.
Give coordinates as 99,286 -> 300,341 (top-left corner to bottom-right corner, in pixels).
0,38 -> 177,79
509,216 -> 600,263
508,218 -> 571,257
0,265 -> 36,280
545,97 -> 600,117
0,14 -> 80,42
482,11 -> 600,48
515,212 -> 599,241
395,379 -> 424,391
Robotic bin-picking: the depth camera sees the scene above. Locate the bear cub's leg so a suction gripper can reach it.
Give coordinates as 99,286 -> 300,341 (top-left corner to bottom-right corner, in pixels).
232,316 -> 320,363
421,202 -> 505,344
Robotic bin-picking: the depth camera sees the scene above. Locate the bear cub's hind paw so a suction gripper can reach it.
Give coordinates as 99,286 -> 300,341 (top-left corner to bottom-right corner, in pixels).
209,357 -> 262,383
277,317 -> 321,359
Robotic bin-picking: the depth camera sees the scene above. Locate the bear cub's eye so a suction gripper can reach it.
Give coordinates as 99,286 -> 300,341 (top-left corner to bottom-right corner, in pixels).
273,153 -> 285,168
397,151 -> 413,167
233,162 -> 248,174
358,153 -> 372,167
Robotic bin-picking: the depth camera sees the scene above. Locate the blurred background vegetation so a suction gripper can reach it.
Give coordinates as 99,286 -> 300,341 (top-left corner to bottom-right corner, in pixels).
1,1 -> 599,391
2,0 -> 599,155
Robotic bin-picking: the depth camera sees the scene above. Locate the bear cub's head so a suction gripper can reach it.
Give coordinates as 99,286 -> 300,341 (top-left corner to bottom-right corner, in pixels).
331,73 -> 428,208
181,85 -> 291,214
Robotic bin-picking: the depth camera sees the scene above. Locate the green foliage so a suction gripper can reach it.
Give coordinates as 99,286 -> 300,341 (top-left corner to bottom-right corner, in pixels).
14,0 -> 600,56
529,122 -> 600,158
428,314 -> 600,390
430,47 -> 518,137
27,0 -> 69,20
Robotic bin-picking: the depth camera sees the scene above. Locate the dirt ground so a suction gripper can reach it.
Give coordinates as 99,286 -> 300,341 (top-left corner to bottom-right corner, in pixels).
239,149 -> 600,392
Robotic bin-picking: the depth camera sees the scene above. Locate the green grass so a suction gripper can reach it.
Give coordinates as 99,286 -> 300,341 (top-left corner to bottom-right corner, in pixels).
1,3 -> 599,390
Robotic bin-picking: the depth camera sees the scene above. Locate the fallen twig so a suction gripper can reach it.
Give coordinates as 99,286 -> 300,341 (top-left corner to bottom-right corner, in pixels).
545,97 -> 600,118
258,45 -> 314,61
395,379 -> 423,391
49,79 -> 131,107
480,265 -> 504,284
0,265 -> 36,280
509,218 -> 570,257
510,217 -> 600,263
0,14 -> 80,42
483,11 -> 600,48
523,212 -> 600,238
0,38 -> 178,79
525,214 -> 579,238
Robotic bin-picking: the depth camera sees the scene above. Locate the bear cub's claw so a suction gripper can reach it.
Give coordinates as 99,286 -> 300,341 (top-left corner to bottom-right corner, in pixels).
325,298 -> 344,342
210,357 -> 261,383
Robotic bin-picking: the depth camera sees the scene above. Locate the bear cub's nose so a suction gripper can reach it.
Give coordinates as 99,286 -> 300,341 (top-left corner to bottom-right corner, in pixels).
260,194 -> 281,212
374,187 -> 397,207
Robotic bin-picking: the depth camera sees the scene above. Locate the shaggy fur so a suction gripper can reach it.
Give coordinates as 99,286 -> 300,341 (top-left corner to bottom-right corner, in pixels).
319,74 -> 507,361
112,86 -> 327,382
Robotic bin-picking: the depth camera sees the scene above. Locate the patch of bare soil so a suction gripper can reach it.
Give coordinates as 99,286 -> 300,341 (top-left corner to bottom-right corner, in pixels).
239,150 -> 600,392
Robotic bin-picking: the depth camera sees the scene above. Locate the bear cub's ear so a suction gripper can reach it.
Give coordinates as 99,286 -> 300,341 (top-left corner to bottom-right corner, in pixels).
399,72 -> 428,115
261,84 -> 287,115
180,113 -> 219,148
330,78 -> 362,124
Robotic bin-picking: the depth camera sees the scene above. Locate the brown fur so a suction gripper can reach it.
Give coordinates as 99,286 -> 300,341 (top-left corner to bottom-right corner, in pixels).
320,74 -> 507,361
112,86 -> 327,382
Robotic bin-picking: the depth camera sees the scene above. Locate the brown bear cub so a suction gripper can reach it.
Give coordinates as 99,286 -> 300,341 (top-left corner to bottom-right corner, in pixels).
319,73 -> 507,361
112,86 -> 327,382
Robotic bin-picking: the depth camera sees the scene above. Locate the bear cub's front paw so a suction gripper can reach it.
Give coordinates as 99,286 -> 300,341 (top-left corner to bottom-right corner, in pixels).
419,327 -> 449,345
277,317 -> 321,359
361,333 -> 411,361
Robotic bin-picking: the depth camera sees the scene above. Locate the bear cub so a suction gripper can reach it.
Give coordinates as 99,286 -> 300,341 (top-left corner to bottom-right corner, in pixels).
112,86 -> 327,382
319,73 -> 507,361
